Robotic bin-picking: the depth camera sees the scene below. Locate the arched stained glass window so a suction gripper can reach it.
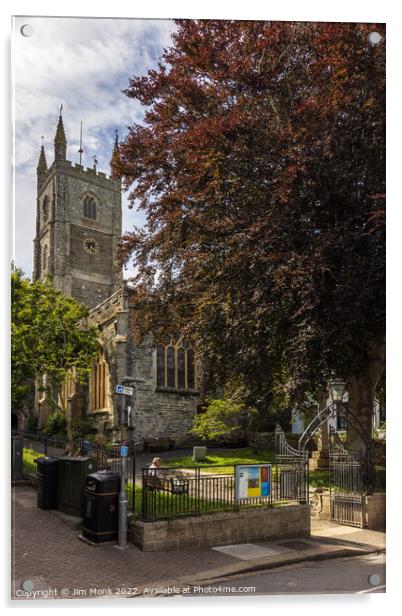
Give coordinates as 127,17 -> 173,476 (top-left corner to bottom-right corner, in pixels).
166,346 -> 175,388
83,195 -> 97,219
177,347 -> 185,389
156,346 -> 165,387
187,349 -> 195,390
89,350 -> 109,411
155,340 -> 197,392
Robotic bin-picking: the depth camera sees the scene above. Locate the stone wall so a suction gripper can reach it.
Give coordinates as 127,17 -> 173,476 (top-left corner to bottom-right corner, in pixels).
310,490 -> 386,530
130,504 -> 311,551
128,333 -> 198,447
34,158 -> 122,310
249,431 -> 301,450
362,493 -> 386,530
86,287 -> 199,445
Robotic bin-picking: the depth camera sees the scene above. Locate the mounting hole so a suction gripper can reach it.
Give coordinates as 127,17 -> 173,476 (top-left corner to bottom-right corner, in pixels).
20,24 -> 34,37
368,573 -> 381,586
21,579 -> 34,591
368,32 -> 382,46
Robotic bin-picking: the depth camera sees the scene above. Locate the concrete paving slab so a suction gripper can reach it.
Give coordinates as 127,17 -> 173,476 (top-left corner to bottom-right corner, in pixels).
212,543 -> 282,560
276,540 -> 319,551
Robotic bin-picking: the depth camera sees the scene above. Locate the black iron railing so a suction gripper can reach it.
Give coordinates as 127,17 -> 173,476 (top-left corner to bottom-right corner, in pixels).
13,430 -> 137,513
140,462 -> 308,522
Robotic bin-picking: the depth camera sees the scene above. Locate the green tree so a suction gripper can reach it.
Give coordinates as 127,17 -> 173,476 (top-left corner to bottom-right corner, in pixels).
192,398 -> 245,441
11,269 -> 99,414
192,381 -> 255,442
117,21 -> 385,449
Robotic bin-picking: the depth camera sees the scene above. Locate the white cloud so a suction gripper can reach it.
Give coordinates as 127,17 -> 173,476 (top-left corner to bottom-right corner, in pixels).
13,16 -> 175,277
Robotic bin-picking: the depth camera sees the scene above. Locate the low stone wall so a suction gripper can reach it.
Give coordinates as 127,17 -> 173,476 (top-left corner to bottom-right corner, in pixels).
310,490 -> 385,530
309,488 -> 331,520
363,493 -> 386,530
130,504 -> 310,552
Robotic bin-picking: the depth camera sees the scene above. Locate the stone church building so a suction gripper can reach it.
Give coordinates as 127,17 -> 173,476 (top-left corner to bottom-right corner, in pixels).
32,112 -> 200,446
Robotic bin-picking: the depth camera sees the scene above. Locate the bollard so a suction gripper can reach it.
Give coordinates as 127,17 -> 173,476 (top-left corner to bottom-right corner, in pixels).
117,449 -> 128,549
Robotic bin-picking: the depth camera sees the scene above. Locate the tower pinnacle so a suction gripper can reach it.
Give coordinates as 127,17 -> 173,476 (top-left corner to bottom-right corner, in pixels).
36,139 -> 48,187
54,106 -> 67,161
110,129 -> 121,179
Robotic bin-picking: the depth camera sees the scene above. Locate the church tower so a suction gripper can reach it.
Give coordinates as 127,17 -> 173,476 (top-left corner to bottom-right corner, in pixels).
33,109 -> 122,308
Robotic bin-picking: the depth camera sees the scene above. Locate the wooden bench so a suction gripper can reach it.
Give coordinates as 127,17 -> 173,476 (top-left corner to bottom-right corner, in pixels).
146,473 -> 189,495
143,437 -> 175,453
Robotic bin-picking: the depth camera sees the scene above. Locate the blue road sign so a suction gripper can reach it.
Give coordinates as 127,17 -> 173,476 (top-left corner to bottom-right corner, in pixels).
120,445 -> 128,457
116,385 -> 124,394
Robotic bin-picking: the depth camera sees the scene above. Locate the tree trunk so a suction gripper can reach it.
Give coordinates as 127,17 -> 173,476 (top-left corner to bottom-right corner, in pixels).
346,339 -> 385,456
315,390 -> 329,453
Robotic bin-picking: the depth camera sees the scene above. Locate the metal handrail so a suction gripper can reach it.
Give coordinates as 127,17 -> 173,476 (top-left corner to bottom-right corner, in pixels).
298,403 -> 336,453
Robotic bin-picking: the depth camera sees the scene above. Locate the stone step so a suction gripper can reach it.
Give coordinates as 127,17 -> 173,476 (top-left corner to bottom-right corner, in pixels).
309,458 -> 329,471
310,450 -> 329,460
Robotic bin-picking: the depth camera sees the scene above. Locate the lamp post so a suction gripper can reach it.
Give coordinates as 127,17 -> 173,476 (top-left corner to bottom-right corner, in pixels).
305,378 -> 346,472
329,378 -> 346,406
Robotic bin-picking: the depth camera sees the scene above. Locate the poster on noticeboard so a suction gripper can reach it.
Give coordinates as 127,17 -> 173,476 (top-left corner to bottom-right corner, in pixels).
235,464 -> 271,500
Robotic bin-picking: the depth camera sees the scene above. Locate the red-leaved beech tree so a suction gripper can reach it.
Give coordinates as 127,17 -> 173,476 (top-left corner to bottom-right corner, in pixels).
115,20 -> 385,450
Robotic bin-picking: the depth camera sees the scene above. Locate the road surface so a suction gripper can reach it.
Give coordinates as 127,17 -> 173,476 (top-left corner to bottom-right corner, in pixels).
185,553 -> 385,596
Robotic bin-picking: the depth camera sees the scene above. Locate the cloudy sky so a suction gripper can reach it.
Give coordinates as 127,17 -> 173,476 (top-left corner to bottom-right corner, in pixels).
12,16 -> 176,278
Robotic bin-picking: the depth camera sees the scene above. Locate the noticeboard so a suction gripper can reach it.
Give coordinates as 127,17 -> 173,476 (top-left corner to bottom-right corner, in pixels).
235,464 -> 271,500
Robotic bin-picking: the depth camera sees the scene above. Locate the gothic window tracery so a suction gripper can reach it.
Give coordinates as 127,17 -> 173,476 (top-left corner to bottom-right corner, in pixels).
89,350 -> 109,411
156,339 -> 197,392
83,195 -> 97,220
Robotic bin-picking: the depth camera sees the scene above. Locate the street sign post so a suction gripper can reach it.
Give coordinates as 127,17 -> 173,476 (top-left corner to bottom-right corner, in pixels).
115,377 -> 144,537
115,384 -> 134,396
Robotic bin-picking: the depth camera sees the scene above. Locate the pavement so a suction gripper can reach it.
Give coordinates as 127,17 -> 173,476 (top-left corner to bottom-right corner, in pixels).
11,484 -> 385,601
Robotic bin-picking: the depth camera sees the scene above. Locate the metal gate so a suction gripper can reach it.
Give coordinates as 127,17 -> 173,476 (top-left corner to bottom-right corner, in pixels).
275,426 -> 309,503
275,400 -> 339,504
276,404 -> 373,529
329,431 -> 364,527
275,396 -> 386,529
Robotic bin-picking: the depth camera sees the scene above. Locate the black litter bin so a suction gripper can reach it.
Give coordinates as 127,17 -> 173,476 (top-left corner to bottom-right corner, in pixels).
12,436 -> 23,482
36,457 -> 58,509
57,457 -> 97,517
82,471 -> 120,543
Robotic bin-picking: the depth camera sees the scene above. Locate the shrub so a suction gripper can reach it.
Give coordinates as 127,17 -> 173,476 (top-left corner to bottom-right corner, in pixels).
191,397 -> 247,441
70,415 -> 95,441
43,410 -> 67,438
26,412 -> 39,433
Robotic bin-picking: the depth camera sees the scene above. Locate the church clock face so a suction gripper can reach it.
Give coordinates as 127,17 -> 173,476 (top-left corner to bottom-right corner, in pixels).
83,238 -> 98,255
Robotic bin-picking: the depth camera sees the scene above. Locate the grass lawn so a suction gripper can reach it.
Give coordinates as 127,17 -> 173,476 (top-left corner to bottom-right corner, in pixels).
163,448 -> 277,474
163,447 -> 330,487
22,448 -> 40,475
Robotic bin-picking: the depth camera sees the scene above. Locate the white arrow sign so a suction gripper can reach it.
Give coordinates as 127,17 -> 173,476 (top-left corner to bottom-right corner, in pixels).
115,384 -> 134,396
